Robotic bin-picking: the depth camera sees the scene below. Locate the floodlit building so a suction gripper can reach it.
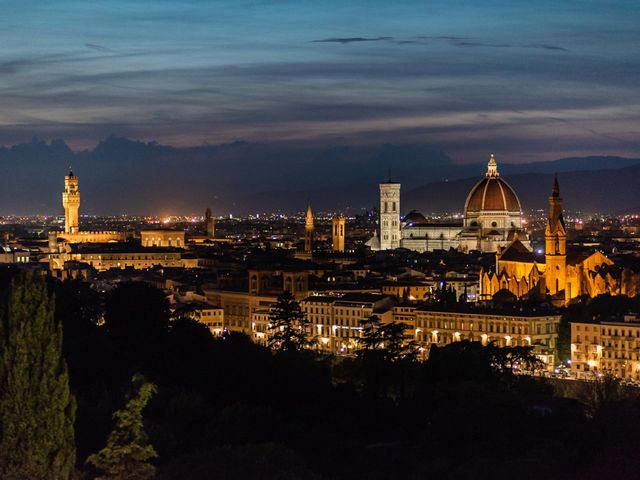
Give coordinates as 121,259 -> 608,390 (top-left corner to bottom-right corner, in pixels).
413,306 -> 560,367
332,215 -> 346,252
368,155 -> 528,253
571,315 -> 640,381
57,171 -> 124,244
140,229 -> 185,248
480,176 -> 640,305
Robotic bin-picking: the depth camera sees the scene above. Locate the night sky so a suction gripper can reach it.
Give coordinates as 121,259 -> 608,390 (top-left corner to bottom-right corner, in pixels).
1,0 -> 640,163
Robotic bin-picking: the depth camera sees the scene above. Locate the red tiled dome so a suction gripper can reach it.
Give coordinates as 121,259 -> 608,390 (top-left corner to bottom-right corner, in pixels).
465,176 -> 521,213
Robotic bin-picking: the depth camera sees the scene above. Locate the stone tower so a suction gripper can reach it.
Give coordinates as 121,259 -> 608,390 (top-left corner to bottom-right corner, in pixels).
379,180 -> 401,250
332,215 -> 346,252
304,204 -> 314,254
545,175 -> 567,297
205,207 -> 215,239
62,170 -> 80,234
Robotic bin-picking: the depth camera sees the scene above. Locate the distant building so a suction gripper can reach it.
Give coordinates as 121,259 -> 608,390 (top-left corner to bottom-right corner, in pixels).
140,229 -> 185,248
368,155 -> 529,253
205,207 -> 215,239
62,171 -> 80,234
301,293 -> 397,354
378,180 -> 401,250
50,243 -> 193,271
332,215 -> 346,252
571,315 -> 640,381
176,302 -> 225,336
56,170 -> 124,244
480,176 -> 640,305
304,204 -> 314,254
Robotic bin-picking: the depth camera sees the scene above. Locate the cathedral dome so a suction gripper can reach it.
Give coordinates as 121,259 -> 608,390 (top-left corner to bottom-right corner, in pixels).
464,154 -> 521,213
403,210 -> 429,225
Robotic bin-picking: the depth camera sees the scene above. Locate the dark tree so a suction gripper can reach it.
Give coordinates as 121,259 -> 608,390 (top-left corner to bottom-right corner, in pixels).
88,375 -> 158,480
0,271 -> 76,479
357,315 -> 417,363
267,291 -> 311,353
105,282 -> 170,337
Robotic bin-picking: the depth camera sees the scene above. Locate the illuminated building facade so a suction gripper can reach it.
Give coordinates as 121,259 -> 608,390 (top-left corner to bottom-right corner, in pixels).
571,316 -> 640,381
304,204 -> 314,254
57,171 -> 124,244
141,229 -> 185,248
369,155 -> 528,253
332,215 -> 346,252
480,177 -> 640,304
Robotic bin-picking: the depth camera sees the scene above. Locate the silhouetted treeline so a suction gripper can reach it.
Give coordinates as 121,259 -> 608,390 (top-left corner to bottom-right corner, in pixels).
51,279 -> 640,479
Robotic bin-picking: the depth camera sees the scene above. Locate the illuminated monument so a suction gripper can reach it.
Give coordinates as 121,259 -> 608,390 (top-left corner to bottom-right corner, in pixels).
480,176 -> 640,304
332,215 -> 346,252
378,180 -> 401,250
304,204 -> 314,254
62,171 -> 80,234
55,171 -> 124,244
368,154 -> 527,253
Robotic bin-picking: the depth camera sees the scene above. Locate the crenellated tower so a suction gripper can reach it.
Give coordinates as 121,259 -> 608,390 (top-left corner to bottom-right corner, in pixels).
545,175 -> 566,297
62,170 -> 80,234
304,204 -> 314,254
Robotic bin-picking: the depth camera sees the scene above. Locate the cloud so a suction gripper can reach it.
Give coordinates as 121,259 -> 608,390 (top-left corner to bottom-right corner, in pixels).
85,43 -> 113,53
454,40 -> 567,51
526,44 -> 568,51
311,36 -> 392,44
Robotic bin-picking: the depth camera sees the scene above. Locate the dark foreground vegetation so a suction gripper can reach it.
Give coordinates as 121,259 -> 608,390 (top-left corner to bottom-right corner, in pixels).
2,268 -> 640,479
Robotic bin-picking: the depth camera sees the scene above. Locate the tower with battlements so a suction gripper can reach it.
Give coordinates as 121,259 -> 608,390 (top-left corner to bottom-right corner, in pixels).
62,170 -> 80,234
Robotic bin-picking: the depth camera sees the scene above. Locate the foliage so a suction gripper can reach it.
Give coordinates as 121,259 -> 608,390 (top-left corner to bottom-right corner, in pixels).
87,375 -> 158,480
104,281 -> 170,337
0,271 -> 76,480
267,291 -> 311,353
358,315 -> 418,363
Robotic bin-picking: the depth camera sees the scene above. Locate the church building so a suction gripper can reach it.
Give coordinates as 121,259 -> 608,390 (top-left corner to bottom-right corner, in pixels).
480,176 -> 640,305
368,154 -> 528,253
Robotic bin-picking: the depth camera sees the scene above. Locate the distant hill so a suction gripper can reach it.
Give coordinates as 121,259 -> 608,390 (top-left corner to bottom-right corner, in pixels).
403,164 -> 640,215
0,136 -> 637,215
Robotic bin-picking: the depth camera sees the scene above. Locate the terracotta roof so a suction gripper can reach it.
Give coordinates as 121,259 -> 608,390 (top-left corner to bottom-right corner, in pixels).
499,239 -> 536,263
403,210 -> 429,225
465,177 -> 521,213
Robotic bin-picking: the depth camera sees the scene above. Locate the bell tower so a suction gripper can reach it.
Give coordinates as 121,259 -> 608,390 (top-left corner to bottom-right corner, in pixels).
545,175 -> 566,297
304,204 -> 314,254
379,180 -> 401,250
205,207 -> 215,239
332,215 -> 346,252
62,170 -> 80,234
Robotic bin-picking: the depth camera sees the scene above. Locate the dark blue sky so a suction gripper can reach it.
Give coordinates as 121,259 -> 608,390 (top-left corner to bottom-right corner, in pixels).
2,0 -> 639,163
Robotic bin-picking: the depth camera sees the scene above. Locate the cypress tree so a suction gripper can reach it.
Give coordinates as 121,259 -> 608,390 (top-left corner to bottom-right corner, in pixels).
0,270 -> 76,479
87,375 -> 158,480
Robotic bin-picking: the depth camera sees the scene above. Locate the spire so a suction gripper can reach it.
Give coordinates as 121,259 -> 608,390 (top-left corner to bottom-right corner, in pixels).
486,153 -> 499,178
551,174 -> 560,198
547,174 -> 565,231
305,203 -> 313,228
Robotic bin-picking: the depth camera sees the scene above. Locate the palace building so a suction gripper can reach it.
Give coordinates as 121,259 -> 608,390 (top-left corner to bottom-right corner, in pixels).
56,170 -> 124,244
368,154 -> 528,253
